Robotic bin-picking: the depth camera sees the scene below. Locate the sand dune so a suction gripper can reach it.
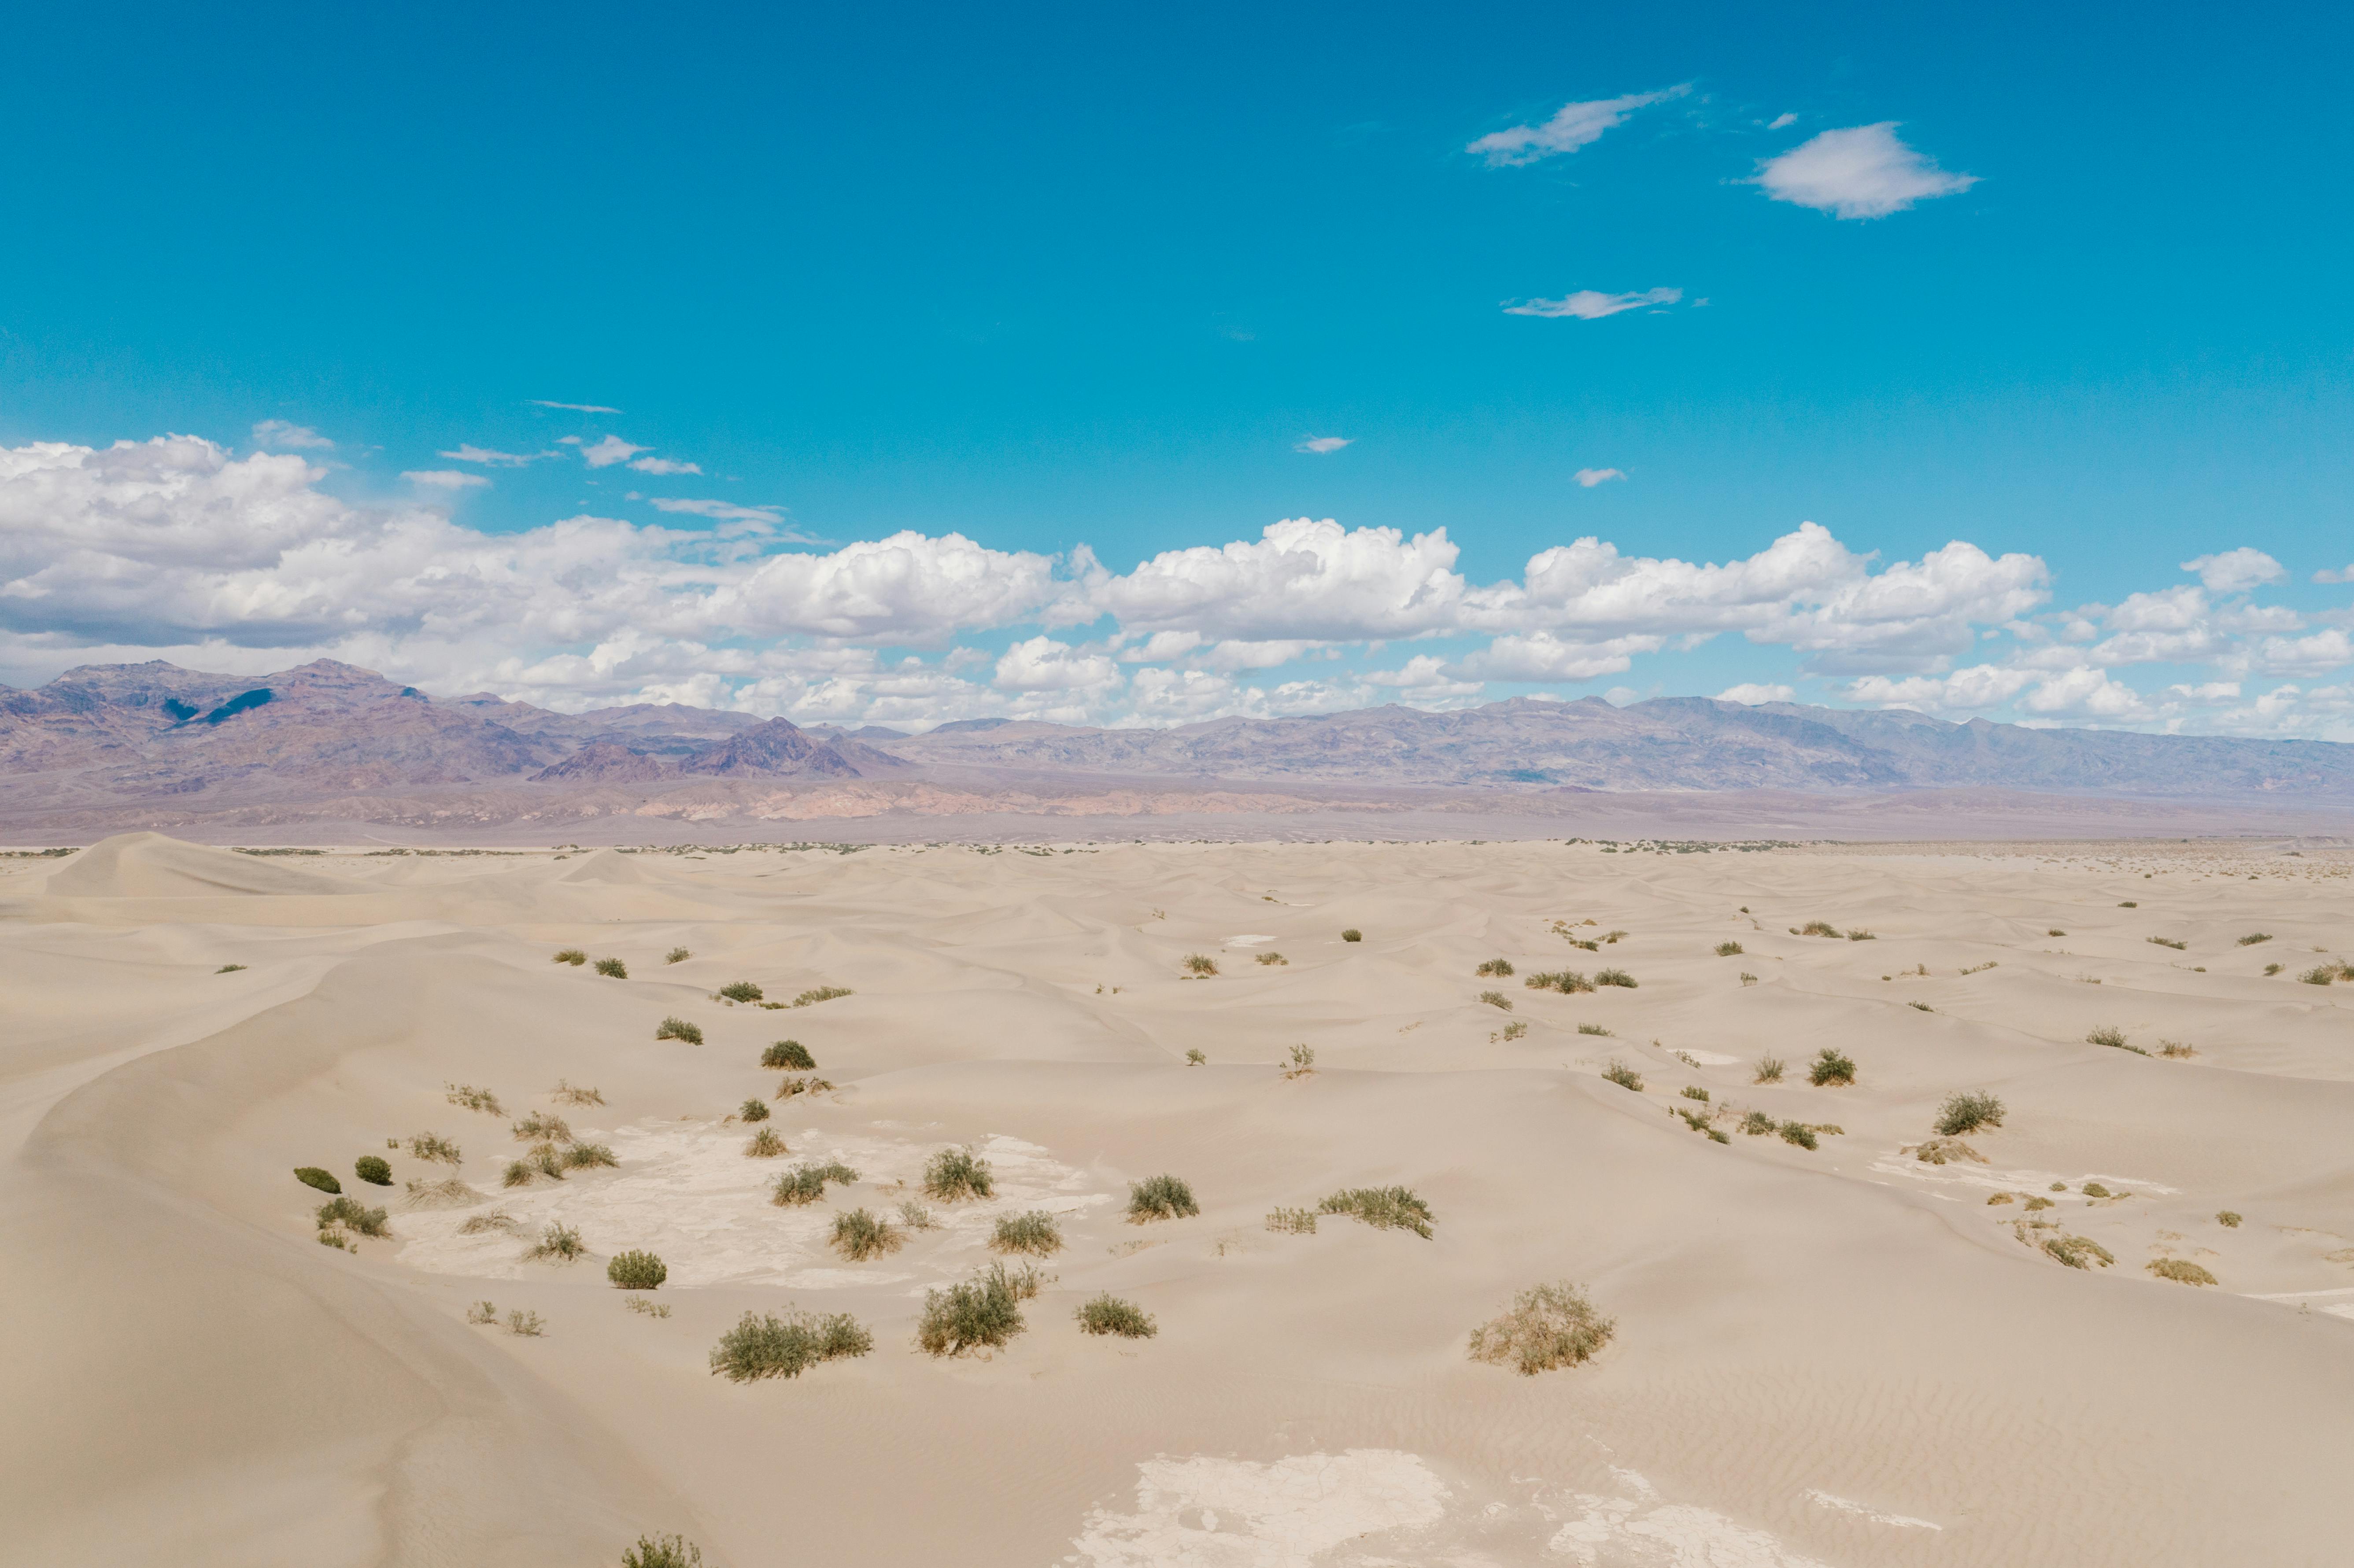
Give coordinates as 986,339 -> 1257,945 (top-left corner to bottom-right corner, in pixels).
2,833 -> 2351,1566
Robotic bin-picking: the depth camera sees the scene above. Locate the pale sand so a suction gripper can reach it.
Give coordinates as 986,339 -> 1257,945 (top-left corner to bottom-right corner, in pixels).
2,831 -> 2351,1566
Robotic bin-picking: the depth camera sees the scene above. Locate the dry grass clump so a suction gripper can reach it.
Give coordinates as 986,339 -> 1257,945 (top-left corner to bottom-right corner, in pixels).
459,1210 -> 520,1235
1578,1022 -> 1613,1037
1679,1085 -> 1709,1102
1266,1206 -> 1317,1234
625,1297 -> 672,1318
1594,968 -> 1637,988
831,1208 -> 906,1261
717,980 -> 764,1003
506,1309 -> 545,1337
1986,1192 -> 2015,1206
1075,1293 -> 1157,1338
1808,1048 -> 1856,1086
523,1221 -> 586,1263
709,1309 -> 872,1381
553,948 -> 587,966
916,1261 -> 1046,1357
923,1145 -> 994,1202
513,1111 -> 570,1143
654,1016 -> 704,1045
898,1200 -> 940,1230
2299,962 -> 2354,985
1319,1185 -> 1434,1237
1753,1054 -> 1785,1083
762,1039 -> 816,1070
2082,1182 -> 2117,1199
1911,1137 -> 1985,1166
562,1142 -> 617,1169
2147,936 -> 2188,951
1477,958 -> 1515,977
355,1155 -> 392,1186
773,1074 -> 834,1099
607,1249 -> 667,1289
1477,990 -> 1513,1011
1182,953 -> 1219,976
1127,1173 -> 1199,1223
1255,952 -> 1287,966
2043,1234 -> 2116,1270
739,1098 -> 771,1123
2086,1025 -> 2129,1048
2236,933 -> 2272,946
2158,1040 -> 2197,1059
1282,1043 -> 1316,1078
991,1210 -> 1064,1256
408,1131 -> 463,1164
744,1127 -> 788,1158
550,1079 -> 604,1106
1715,941 -> 1744,956
1340,928 -> 1363,942
1847,929 -> 1877,941
1778,1121 -> 1818,1150
1526,970 -> 1596,994
1796,920 -> 1841,937
466,1299 -> 499,1323
623,1533 -> 702,1568
790,985 -> 854,1007
2023,1195 -> 2053,1211
1467,1282 -> 1613,1375
1601,1060 -> 1642,1090
444,1083 -> 504,1114
295,1166 -> 341,1194
1739,1110 -> 1774,1136
1496,1020 -> 1528,1041
403,1176 -> 479,1207
665,947 -> 692,964
1936,1090 -> 2005,1136
594,957 -> 628,978
770,1159 -> 860,1206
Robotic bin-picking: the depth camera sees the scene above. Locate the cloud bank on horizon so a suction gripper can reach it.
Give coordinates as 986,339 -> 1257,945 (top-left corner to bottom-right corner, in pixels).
0,432 -> 2343,741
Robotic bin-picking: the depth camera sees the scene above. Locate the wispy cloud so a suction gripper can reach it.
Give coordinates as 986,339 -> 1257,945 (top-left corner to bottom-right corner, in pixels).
401,470 -> 491,490
1574,468 -> 1627,487
529,400 -> 622,413
1752,123 -> 1977,219
1504,287 -> 1681,320
1766,113 -> 1796,130
627,456 -> 704,475
648,496 -> 786,525
1466,85 -> 1689,167
567,435 -> 649,468
439,444 -> 555,466
1295,436 -> 1351,454
251,420 -> 333,450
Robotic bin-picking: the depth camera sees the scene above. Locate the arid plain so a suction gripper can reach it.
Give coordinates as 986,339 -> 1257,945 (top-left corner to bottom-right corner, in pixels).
4,831 -> 2351,1568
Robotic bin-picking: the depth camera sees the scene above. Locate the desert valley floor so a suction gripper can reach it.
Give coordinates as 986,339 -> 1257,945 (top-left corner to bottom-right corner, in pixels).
4,832 -> 2351,1568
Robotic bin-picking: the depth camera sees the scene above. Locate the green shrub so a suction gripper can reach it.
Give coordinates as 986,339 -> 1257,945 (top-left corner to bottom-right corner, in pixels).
790,985 -> 853,1007
295,1166 -> 342,1194
831,1207 -> 905,1261
562,1142 -> 617,1169
1601,1060 -> 1642,1091
2265,963 -> 2283,976
1476,958 -> 1515,977
665,947 -> 692,964
317,1195 -> 390,1237
744,1127 -> 787,1158
2048,928 -> 2066,937
2158,1040 -> 2197,1059
1266,1206 -> 1317,1234
2236,933 -> 2272,946
625,1298 -> 671,1318
1594,968 -> 1636,988
2082,1182 -> 2113,1199
1283,1043 -> 1316,1077
409,1131 -> 463,1164
1715,941 -> 1743,956
1739,1111 -> 1774,1136
1340,928 -> 1362,942
991,1210 -> 1064,1256
524,1221 -> 586,1262
1935,1091 -> 2005,1136
622,1533 -> 702,1568
923,1146 -> 994,1201
506,1309 -> 545,1336
2217,1210 -> 2242,1227
354,1155 -> 392,1186
1577,1022 -> 1613,1037
607,1250 -> 668,1290
1183,953 -> 1219,976
2299,963 -> 2354,985
717,980 -> 764,1003
594,957 -> 628,978
1680,1085 -> 1709,1102
553,948 -> 587,965
762,1039 -> 816,1070
444,1082 -> 504,1114
654,1016 -> 703,1045
1256,952 -> 1287,966
502,1160 -> 536,1188
2086,1025 -> 2128,1048
1075,1293 -> 1157,1338
2118,900 -> 2136,908
1778,1121 -> 1818,1150
1128,1173 -> 1199,1223
770,1159 -> 858,1206
916,1261 -> 1043,1357
1467,1282 -> 1613,1375
739,1098 -> 771,1123
1498,1020 -> 1528,1040
1477,990 -> 1512,1011
1526,970 -> 1595,993
2024,1195 -> 2052,1211
1185,1048 -> 1207,1065
466,1300 -> 499,1324
1808,1048 -> 1856,1086
1752,1055 -> 1784,1083
2044,1235 -> 2115,1270
709,1310 -> 873,1381
1319,1185 -> 1433,1237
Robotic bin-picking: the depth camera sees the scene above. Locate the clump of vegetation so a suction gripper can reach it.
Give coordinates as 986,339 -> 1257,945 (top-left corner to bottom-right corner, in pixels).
506,1309 -> 545,1337
717,980 -> 764,1003
2265,963 -> 2283,976
654,1016 -> 704,1045
514,1111 -> 570,1144
831,1207 -> 905,1261
1601,1060 -> 1643,1091
2084,1181 -> 2120,1198
623,1533 -> 702,1568
1594,968 -> 1637,988
404,1176 -> 478,1206
1477,958 -> 1515,977
1497,1020 -> 1528,1041
790,985 -> 854,1007
467,1300 -> 499,1324
1076,1293 -> 1157,1338
1908,1001 -> 1934,1012
2044,1234 -> 2115,1270
1986,1192 -> 2014,1206
2236,933 -> 2273,947
445,1083 -> 504,1114
608,1250 -> 668,1290
524,1221 -> 586,1263
773,1074 -> 834,1099
1477,990 -> 1512,1011
1753,1055 -> 1785,1084
2299,962 -> 2354,985
1185,1048 -> 1207,1065
354,1155 -> 392,1186
1283,1043 -> 1316,1078
1680,1085 -> 1709,1103
992,1210 -> 1064,1255
1578,1022 -> 1613,1037
2158,1040 -> 2197,1059
1847,929 -> 1877,941
1183,953 -> 1219,976
1715,941 -> 1744,957
550,1080 -> 604,1107
563,1142 -> 617,1169
2086,1025 -> 2129,1048
461,1210 -> 520,1236
771,1159 -> 860,1206
295,1166 -> 342,1194
1256,952 -> 1287,966
1911,1137 -> 1984,1166
1808,1048 -> 1856,1087
923,1145 -> 994,1202
1739,1110 -> 1774,1136
1266,1206 -> 1317,1234
2048,928 -> 2066,937
916,1260 -> 1045,1357
2024,1195 -> 2053,1212
710,1309 -> 873,1381
665,947 -> 692,964
316,1194 -> 391,1239
1128,1173 -> 1200,1223
2147,936 -> 2188,951
215,963 -> 249,974
1778,1121 -> 1818,1150
594,957 -> 628,978
1936,1091 -> 2005,1136
762,1039 -> 816,1070
1526,970 -> 1595,994
625,1297 -> 672,1318
2117,900 -> 2137,908
745,1127 -> 787,1158
1467,1282 -> 1614,1375
1739,971 -> 1759,985
1319,1185 -> 1434,1237
1797,920 -> 1841,937
553,949 -> 587,966
501,1159 -> 540,1188
408,1131 -> 463,1164
1340,928 -> 1362,942
2217,1210 -> 2242,1227
2147,1258 -> 2217,1286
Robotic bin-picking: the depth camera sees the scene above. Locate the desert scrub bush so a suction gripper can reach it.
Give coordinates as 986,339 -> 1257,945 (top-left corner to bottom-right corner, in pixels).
2147,936 -> 2188,951
2117,900 -> 2137,908
1526,970 -> 1595,994
408,1131 -> 463,1164
404,1176 -> 478,1206
923,1145 -> 994,1202
501,1159 -> 540,1188
562,1142 -> 617,1170
215,963 -> 248,974
790,985 -> 854,1007
506,1309 -> 545,1337
1266,1206 -> 1317,1234
762,1039 -> 816,1070
665,946 -> 692,964
550,1079 -> 604,1106
317,1195 -> 391,1238
1340,928 -> 1363,942
770,1159 -> 859,1206
445,1082 -> 504,1114
1497,1020 -> 1528,1041
1578,1022 -> 1613,1037
916,1261 -> 1044,1357
992,1210 -> 1064,1256
524,1221 -> 586,1263
2237,933 -> 2272,946
1319,1186 -> 1434,1238
710,1309 -> 873,1381
1595,968 -> 1637,988
1256,951 -> 1287,966
466,1300 -> 499,1324
1936,1091 -> 2006,1136
1477,958 -> 1515,977
460,1211 -> 521,1237
1467,1282 -> 1613,1375
1477,990 -> 1513,1011
295,1166 -> 342,1194
1797,920 -> 1840,937
2048,928 -> 2066,937
1910,1137 -> 1984,1166
513,1111 -> 570,1144
1183,953 -> 1219,976
553,948 -> 587,966
773,1074 -> 834,1099
1739,971 -> 1759,985
2023,1195 -> 2053,1211
831,1208 -> 906,1261
607,1250 -> 668,1290
1715,941 -> 1744,956
1283,1043 -> 1316,1078
355,1155 -> 392,1186
1184,1048 -> 1208,1065
1739,1110 -> 1774,1136
625,1297 -> 672,1318
898,1200 -> 940,1230
1778,1121 -> 1818,1150
594,957 -> 628,978
738,1098 -> 772,1123
2086,1025 -> 2129,1048
1808,1048 -> 1856,1086
1986,1192 -> 2014,1206
1753,1055 -> 1785,1084
2043,1234 -> 2115,1270
623,1533 -> 702,1568
654,1016 -> 704,1045
1127,1173 -> 1200,1223
2265,963 -> 2283,976
1907,1001 -> 1933,1012
744,1127 -> 787,1158
1846,929 -> 1877,942
2299,963 -> 2354,985
2217,1210 -> 2242,1227
2082,1182 -> 2114,1199
716,980 -> 764,1004
1601,1060 -> 1643,1091
2158,1040 -> 2197,1059
1680,1085 -> 1710,1102
1076,1293 -> 1157,1338
2147,1258 -> 2218,1286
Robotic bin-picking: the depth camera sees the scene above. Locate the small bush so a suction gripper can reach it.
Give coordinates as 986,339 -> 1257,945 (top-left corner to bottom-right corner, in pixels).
898,1200 -> 939,1229
1183,953 -> 1219,976
409,1132 -> 463,1164
1477,958 -> 1515,977
654,1016 -> 703,1045
2024,1195 -> 2053,1211
625,1297 -> 671,1318
1908,1001 -> 1933,1012
1739,1110 -> 1774,1136
1715,941 -> 1744,956
1578,1022 -> 1613,1037
2236,933 -> 2272,946
1911,1137 -> 1984,1166
2265,963 -> 2283,976
623,1533 -> 702,1568
1319,1185 -> 1434,1238
745,1127 -> 787,1158
2299,963 -> 2354,985
295,1166 -> 342,1194
460,1210 -> 519,1234
2148,1258 -> 2217,1286
2048,928 -> 2066,937
1936,1091 -> 2005,1136
1601,1060 -> 1642,1091
762,1039 -> 816,1070
1477,990 -> 1512,1011
524,1221 -> 586,1263
1778,1121 -> 1818,1150
1497,1019 -> 1528,1040
1847,929 -> 1876,941
1680,1085 -> 1709,1102
1076,1293 -> 1157,1338
562,1142 -> 617,1170
1594,968 -> 1637,988
2082,1181 -> 2113,1198
513,1111 -> 570,1144
2147,936 -> 2187,951
506,1309 -> 545,1337
771,1159 -> 859,1206
991,1210 -> 1064,1255
1739,971 -> 1758,985
2044,1235 -> 2115,1270
773,1074 -> 834,1099
2158,1040 -> 2197,1059
923,1145 -> 994,1201
445,1082 -> 504,1114
1798,920 -> 1840,937
2117,900 -> 2137,908
1467,1282 -> 1614,1375
1256,952 -> 1287,966
717,980 -> 764,1004
501,1160 -> 536,1188
790,986 -> 853,1007
1340,928 -> 1362,942
1185,1048 -> 1207,1065
317,1195 -> 391,1237
608,1250 -> 668,1290
831,1208 -> 905,1261
710,1309 -> 873,1381
553,948 -> 587,965
1128,1173 -> 1199,1223
355,1155 -> 392,1186
739,1098 -> 771,1123
467,1300 -> 499,1324
1987,1192 -> 2014,1206
2217,1210 -> 2242,1227
916,1261 -> 1045,1357
665,947 -> 692,964
2086,1025 -> 2128,1048
550,1079 -> 604,1106
594,957 -> 628,978
1753,1055 -> 1785,1083
1526,970 -> 1595,993
1808,1048 -> 1856,1086
1283,1043 -> 1316,1078
1266,1206 -> 1317,1234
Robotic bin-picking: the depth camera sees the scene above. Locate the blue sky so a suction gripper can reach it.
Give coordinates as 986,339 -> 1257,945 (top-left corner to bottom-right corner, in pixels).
3,0 -> 2350,734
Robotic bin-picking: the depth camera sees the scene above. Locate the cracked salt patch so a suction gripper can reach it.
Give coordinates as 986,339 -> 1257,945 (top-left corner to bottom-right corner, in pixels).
1803,1489 -> 1940,1530
1867,1149 -> 2177,1201
1068,1450 -> 1448,1567
393,1126 -> 1110,1288
1548,1469 -> 1829,1566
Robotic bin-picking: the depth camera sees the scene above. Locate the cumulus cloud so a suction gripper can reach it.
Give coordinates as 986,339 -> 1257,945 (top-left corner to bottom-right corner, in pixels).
2182,547 -> 2285,593
1716,683 -> 1795,704
1452,631 -> 1660,683
575,435 -> 650,468
993,636 -> 1120,692
2314,564 -> 2354,585
1752,124 -> 1978,219
1573,468 -> 1626,487
440,444 -> 554,466
1504,287 -> 1681,320
251,420 -> 333,450
1466,86 -> 1688,166
530,400 -> 621,413
1295,436 -> 1351,454
628,456 -> 704,475
1086,517 -> 1472,642
401,470 -> 491,490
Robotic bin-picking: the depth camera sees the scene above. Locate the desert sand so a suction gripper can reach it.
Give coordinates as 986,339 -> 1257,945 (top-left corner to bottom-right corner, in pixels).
3,830 -> 2351,1567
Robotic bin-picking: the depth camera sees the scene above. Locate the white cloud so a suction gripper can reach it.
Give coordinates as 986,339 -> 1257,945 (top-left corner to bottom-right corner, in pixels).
577,435 -> 650,468
401,470 -> 491,490
1295,436 -> 1351,454
1716,683 -> 1795,704
1573,468 -> 1626,487
993,636 -> 1120,693
647,497 -> 787,527
530,400 -> 622,413
2181,547 -> 2285,593
2315,564 -> 2354,585
1453,631 -> 1659,683
1504,287 -> 1681,320
628,456 -> 704,475
2252,627 -> 2354,677
1766,113 -> 1797,130
251,420 -> 333,450
440,444 -> 554,466
1466,85 -> 1688,166
1086,517 -> 1471,642
1752,123 -> 1978,220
